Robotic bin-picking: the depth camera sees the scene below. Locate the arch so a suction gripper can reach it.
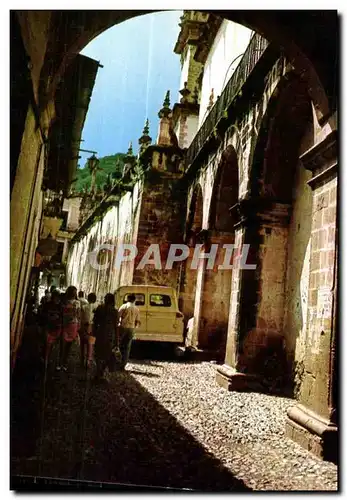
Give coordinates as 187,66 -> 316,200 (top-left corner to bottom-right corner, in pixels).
186,182 -> 204,236
236,72 -> 315,391
208,145 -> 239,232
33,11 -> 336,119
249,72 -> 313,202
193,145 -> 240,355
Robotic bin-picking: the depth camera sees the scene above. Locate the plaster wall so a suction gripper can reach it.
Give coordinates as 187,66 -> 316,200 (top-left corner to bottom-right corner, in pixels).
199,20 -> 253,127
66,181 -> 142,302
176,114 -> 199,149
179,45 -> 191,91
63,197 -> 82,232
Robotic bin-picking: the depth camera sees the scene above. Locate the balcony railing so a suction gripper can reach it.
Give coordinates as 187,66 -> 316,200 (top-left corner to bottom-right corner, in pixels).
186,33 -> 270,167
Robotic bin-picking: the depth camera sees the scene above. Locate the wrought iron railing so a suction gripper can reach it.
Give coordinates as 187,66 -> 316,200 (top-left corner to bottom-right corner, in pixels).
186,33 -> 269,167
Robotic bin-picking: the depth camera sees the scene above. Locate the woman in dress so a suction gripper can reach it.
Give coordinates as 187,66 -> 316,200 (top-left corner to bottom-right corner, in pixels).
58,285 -> 80,372
93,293 -> 118,381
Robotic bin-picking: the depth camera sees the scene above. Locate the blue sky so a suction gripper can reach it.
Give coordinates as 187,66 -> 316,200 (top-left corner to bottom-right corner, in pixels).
79,10 -> 182,168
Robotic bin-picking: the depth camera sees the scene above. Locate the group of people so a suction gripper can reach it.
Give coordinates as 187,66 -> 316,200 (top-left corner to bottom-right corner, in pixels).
38,285 -> 141,381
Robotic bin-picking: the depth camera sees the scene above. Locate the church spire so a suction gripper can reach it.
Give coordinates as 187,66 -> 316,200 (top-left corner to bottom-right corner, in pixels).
138,118 -> 152,155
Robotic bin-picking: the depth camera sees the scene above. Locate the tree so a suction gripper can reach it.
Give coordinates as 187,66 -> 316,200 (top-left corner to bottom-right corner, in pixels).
73,153 -> 126,193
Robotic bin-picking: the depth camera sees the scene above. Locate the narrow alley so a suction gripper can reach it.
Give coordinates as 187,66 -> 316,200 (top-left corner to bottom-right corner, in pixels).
10,10 -> 339,491
11,341 -> 338,491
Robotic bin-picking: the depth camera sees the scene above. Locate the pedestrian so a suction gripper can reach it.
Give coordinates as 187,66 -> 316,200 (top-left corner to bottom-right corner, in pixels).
93,293 -> 118,382
40,289 -> 51,306
58,285 -> 80,372
79,292 -> 97,369
78,290 -> 88,306
42,289 -> 63,365
118,294 -> 140,371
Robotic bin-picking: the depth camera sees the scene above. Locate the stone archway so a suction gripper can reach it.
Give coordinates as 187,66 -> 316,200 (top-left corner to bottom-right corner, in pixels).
25,10 -> 336,122
197,145 -> 239,358
217,73 -> 316,392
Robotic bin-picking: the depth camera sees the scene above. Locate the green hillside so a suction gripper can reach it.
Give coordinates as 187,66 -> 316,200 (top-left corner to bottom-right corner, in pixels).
73,153 -> 126,192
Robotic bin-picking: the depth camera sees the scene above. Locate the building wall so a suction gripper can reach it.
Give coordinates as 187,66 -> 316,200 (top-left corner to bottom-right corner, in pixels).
66,182 -> 142,302
199,20 -> 253,126
63,196 -> 82,232
175,113 -> 199,149
133,170 -> 186,290
283,160 -> 313,392
179,45 -> 191,91
10,104 -> 46,355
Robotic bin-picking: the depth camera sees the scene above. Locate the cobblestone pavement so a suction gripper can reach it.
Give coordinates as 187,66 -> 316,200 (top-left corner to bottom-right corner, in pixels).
127,359 -> 338,491
11,343 -> 338,491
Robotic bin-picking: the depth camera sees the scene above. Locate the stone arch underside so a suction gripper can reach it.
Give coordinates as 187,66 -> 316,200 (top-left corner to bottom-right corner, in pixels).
198,145 -> 240,356
32,10 -> 337,121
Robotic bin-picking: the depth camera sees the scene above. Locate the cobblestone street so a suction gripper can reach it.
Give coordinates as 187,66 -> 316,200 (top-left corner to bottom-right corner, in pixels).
11,343 -> 338,491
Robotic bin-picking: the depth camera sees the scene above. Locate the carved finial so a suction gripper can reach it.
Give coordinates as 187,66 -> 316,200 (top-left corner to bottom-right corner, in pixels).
127,141 -> 133,156
158,91 -> 172,119
139,118 -> 152,152
143,118 -> 150,136
163,90 -> 170,108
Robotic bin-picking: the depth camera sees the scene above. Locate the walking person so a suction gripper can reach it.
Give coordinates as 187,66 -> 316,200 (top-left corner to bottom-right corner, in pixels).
58,285 -> 80,372
40,289 -> 51,306
93,293 -> 118,382
78,290 -> 88,306
79,292 -> 97,369
118,294 -> 140,371
41,289 -> 63,366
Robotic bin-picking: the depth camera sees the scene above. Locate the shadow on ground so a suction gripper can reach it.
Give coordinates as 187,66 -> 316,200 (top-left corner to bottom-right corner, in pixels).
11,332 -> 250,492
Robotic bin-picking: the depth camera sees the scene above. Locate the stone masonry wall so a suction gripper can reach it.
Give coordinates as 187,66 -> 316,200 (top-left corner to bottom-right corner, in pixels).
133,174 -> 186,290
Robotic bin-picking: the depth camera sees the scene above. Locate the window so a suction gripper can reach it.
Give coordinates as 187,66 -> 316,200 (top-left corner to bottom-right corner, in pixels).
150,294 -> 172,307
123,293 -> 145,306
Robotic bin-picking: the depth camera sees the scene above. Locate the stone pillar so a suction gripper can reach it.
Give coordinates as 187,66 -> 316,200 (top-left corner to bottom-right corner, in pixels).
286,130 -> 338,462
216,198 -> 292,391
199,229 -> 234,356
179,242 -> 199,327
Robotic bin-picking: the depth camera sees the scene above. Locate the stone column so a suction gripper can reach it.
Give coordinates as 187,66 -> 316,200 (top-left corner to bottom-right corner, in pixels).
199,229 -> 234,355
286,130 -> 338,462
216,198 -> 292,391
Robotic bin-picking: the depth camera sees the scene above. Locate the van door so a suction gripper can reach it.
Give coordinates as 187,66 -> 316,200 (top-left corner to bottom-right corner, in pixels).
118,290 -> 147,338
146,289 -> 181,342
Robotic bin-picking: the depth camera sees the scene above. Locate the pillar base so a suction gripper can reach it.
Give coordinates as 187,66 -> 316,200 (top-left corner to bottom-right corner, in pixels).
286,404 -> 338,463
216,364 -> 264,392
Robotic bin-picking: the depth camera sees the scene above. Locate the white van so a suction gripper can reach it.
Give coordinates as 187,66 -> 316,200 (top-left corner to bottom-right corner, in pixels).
115,285 -> 184,343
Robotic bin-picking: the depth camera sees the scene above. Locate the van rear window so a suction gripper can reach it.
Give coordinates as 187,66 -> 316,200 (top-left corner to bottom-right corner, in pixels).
150,294 -> 172,307
123,293 -> 145,306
